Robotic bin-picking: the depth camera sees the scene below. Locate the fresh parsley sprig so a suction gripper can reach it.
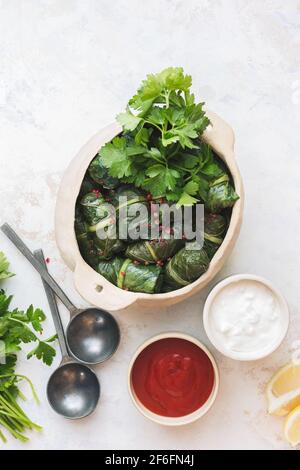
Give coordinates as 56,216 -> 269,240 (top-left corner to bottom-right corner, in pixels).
0,254 -> 57,443
0,294 -> 57,365
0,252 -> 14,280
98,67 -> 220,204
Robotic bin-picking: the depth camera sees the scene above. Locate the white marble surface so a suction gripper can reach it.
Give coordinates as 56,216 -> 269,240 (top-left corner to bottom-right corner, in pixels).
0,0 -> 300,450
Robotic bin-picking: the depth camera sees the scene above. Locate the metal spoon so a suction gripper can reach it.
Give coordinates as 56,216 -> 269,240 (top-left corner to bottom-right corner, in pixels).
34,249 -> 100,419
1,223 -> 120,365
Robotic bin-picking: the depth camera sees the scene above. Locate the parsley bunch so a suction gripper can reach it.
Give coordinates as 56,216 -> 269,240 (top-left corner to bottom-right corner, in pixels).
0,252 -> 56,443
0,252 -> 14,280
99,67 -> 226,205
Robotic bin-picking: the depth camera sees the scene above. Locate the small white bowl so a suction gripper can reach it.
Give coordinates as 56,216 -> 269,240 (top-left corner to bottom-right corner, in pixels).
128,332 -> 219,426
203,274 -> 290,361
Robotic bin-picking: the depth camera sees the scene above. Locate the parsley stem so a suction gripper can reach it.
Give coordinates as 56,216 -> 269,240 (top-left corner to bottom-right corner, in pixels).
148,153 -> 165,164
2,413 -> 25,433
0,429 -> 7,443
17,389 -> 27,401
15,375 -> 39,405
165,90 -> 171,108
0,393 -> 42,433
167,143 -> 180,159
0,397 -> 26,420
172,164 -> 193,173
0,410 -> 40,432
0,416 -> 28,442
0,393 -> 28,421
4,390 -> 39,424
0,374 -> 39,404
143,119 -> 162,133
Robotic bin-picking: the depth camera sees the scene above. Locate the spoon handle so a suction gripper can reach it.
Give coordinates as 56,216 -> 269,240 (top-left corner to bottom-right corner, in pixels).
34,249 -> 69,360
1,223 -> 76,313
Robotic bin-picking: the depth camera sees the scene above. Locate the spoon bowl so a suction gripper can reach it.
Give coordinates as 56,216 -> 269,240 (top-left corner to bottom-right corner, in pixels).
32,248 -> 101,419
47,362 -> 100,419
67,308 -> 120,365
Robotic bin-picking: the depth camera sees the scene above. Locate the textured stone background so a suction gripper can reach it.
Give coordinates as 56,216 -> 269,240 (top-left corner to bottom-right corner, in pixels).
0,0 -> 299,450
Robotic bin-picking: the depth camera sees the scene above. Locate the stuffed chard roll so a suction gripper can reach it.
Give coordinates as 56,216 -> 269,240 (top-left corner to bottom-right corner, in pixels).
79,174 -> 100,198
97,258 -> 163,293
206,174 -> 239,213
164,242 -> 210,289
115,186 -> 149,241
97,257 -> 124,285
75,209 -> 91,259
204,213 -> 227,259
80,192 -> 113,227
125,237 -> 183,264
93,234 -> 125,260
88,154 -> 119,189
75,211 -> 101,267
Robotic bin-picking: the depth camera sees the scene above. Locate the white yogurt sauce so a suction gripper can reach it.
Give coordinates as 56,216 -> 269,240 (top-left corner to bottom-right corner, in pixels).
209,280 -> 284,354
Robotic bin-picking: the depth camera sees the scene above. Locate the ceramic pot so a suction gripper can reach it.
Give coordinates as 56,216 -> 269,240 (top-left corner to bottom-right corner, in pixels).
55,110 -> 244,311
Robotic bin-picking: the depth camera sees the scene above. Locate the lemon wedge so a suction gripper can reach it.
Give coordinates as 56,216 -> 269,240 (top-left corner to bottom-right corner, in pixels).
284,405 -> 300,447
266,363 -> 300,416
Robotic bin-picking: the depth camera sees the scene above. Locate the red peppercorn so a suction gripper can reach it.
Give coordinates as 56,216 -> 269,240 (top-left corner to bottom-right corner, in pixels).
45,257 -> 50,264
92,189 -> 101,196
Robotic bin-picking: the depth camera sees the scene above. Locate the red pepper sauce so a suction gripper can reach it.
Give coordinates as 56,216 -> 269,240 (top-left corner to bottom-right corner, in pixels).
131,338 -> 215,417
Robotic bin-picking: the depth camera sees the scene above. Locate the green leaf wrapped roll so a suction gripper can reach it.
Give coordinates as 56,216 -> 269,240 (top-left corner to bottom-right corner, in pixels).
204,213 -> 227,259
93,234 -> 125,260
97,257 -> 124,285
206,174 -> 239,213
115,186 -> 149,241
80,192 -> 111,226
98,258 -> 163,293
88,154 -> 119,189
164,242 -> 210,288
79,174 -> 100,198
125,237 -> 183,264
75,211 -> 98,267
161,282 -> 180,293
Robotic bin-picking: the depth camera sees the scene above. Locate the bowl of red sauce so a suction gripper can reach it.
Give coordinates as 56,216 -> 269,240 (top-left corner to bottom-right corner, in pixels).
128,332 -> 219,426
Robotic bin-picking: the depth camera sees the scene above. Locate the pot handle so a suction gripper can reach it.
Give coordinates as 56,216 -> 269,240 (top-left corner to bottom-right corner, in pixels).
73,261 -> 136,312
203,110 -> 235,163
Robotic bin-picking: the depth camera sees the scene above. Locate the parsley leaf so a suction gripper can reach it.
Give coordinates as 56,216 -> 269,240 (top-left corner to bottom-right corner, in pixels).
99,137 -> 146,179
129,67 -> 192,113
116,110 -> 141,131
0,252 -> 14,280
27,339 -> 56,366
25,305 -> 46,333
177,192 -> 199,206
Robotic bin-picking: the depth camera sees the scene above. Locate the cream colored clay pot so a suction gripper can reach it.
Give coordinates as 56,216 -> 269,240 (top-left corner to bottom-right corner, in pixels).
55,111 -> 244,311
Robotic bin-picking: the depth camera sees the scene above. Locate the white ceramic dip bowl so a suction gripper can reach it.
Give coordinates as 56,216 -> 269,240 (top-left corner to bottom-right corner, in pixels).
203,274 -> 290,361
